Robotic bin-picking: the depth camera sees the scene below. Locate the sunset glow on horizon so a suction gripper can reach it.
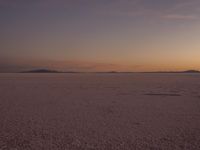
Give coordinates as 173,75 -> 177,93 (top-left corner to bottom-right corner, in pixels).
1,0 -> 200,72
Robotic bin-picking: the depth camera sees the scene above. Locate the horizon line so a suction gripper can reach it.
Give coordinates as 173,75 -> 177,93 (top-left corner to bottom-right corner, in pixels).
0,69 -> 200,74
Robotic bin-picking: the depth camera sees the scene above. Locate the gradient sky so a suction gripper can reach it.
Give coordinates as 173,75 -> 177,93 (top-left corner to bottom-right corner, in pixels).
1,0 -> 200,72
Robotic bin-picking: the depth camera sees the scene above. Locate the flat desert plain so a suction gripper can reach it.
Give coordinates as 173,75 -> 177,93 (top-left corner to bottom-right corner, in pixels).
0,73 -> 200,150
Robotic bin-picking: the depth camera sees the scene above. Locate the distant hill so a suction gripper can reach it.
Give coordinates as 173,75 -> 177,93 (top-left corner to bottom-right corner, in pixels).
21,69 -> 81,73
142,70 -> 200,74
182,70 -> 200,73
21,69 -> 62,73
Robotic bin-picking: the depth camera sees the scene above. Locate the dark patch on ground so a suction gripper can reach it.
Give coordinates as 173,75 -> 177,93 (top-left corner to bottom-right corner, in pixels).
145,93 -> 181,97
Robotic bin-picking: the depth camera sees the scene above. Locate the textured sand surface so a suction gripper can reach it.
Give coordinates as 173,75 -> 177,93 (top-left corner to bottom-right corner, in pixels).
0,73 -> 200,150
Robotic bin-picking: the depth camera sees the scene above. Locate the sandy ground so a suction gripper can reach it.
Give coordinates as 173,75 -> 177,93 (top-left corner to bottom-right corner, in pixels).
0,73 -> 200,150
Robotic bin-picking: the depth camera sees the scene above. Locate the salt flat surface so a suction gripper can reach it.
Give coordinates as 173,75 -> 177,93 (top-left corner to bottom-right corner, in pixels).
0,73 -> 200,150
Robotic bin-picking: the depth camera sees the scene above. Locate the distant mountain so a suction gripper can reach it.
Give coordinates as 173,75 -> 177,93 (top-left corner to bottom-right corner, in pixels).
21,69 -> 61,73
182,70 -> 200,73
21,69 -> 81,73
142,70 -> 200,73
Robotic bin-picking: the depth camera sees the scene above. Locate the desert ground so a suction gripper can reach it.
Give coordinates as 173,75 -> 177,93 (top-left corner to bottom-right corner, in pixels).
0,73 -> 200,150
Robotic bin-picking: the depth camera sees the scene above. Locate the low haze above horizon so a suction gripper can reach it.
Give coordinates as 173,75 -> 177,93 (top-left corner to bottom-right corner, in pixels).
1,0 -> 200,72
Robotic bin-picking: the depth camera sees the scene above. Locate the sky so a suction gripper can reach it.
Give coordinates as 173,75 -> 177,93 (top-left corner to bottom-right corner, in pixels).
1,0 -> 200,72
